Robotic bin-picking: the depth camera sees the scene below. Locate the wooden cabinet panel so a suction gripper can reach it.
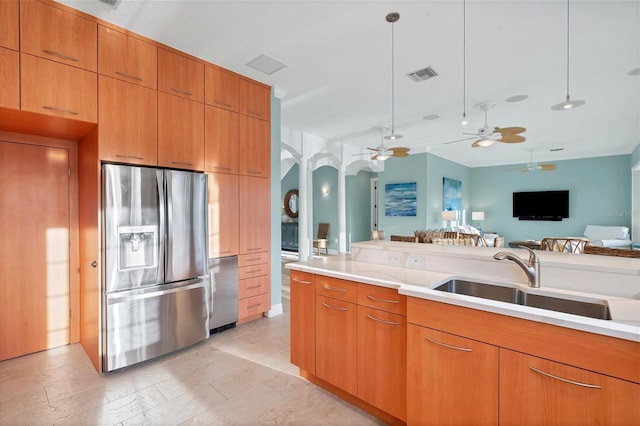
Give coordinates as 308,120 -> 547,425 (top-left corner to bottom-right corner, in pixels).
21,54 -> 97,123
238,293 -> 270,318
357,306 -> 406,421
357,283 -> 406,316
158,48 -> 204,102
0,0 -> 19,50
290,271 -> 315,374
205,65 -> 238,111
500,349 -> 640,426
204,106 -> 238,174
21,0 -> 97,72
238,263 -> 269,280
315,295 -> 357,395
158,92 -> 204,171
238,115 -> 270,177
238,251 -> 269,267
0,47 -> 19,109
238,275 -> 269,299
206,172 -> 238,258
238,175 -> 270,254
98,76 -> 157,165
98,25 -> 157,89
238,78 -> 270,120
315,276 -> 358,303
407,325 -> 499,425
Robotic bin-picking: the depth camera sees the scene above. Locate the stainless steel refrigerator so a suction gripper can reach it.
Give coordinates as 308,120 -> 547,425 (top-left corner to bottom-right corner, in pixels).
102,164 -> 209,372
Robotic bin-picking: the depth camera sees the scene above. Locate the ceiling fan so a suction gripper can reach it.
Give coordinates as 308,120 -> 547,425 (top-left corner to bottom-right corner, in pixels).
521,150 -> 557,172
444,101 -> 527,148
355,126 -> 410,161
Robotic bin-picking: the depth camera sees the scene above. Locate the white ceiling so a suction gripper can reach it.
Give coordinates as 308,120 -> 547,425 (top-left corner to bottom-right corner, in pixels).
58,0 -> 640,167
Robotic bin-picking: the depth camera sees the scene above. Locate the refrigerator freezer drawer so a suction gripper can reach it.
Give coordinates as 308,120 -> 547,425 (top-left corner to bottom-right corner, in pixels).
103,279 -> 209,372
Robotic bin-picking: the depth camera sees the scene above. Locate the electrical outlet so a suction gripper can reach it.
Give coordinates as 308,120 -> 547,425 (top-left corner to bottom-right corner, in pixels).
387,252 -> 402,265
407,254 -> 425,268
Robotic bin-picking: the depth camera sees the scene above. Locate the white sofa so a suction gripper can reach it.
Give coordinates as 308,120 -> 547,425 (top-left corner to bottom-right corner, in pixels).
584,225 -> 632,248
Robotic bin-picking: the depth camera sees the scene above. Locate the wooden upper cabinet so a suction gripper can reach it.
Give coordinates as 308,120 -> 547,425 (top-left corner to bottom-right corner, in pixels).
238,175 -> 270,254
238,79 -> 270,120
98,76 -> 157,165
158,48 -> 204,102
204,106 -> 238,174
206,172 -> 239,258
205,66 -> 239,112
0,48 -> 19,109
21,53 -> 97,122
238,115 -> 270,177
98,25 -> 157,89
20,0 -> 97,72
0,0 -> 19,50
158,92 -> 204,171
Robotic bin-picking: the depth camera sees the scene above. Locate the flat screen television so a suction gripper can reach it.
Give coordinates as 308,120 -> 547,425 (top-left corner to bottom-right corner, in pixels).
512,190 -> 569,221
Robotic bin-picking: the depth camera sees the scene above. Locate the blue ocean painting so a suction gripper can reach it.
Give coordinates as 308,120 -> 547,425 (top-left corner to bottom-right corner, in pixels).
443,177 -> 462,211
385,182 -> 417,216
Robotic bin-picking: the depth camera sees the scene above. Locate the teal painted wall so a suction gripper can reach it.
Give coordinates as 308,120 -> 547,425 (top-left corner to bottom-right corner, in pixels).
470,155 -> 632,242
632,144 -> 640,167
313,166 -> 339,251
426,153 -> 472,228
281,163 -> 299,222
347,171 -> 375,245
270,93 -> 281,308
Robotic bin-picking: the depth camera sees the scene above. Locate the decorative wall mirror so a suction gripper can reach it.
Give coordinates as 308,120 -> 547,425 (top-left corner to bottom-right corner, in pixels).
284,189 -> 299,218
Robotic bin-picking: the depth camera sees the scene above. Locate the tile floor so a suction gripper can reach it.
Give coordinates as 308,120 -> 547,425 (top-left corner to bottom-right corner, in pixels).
0,258 -> 383,426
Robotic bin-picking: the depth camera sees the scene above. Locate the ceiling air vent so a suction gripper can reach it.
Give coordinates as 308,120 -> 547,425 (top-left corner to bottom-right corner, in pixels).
407,66 -> 439,82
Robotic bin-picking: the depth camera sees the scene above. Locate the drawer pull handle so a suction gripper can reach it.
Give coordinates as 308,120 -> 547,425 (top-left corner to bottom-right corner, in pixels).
247,257 -> 261,261
213,166 -> 232,171
245,269 -> 262,274
292,278 -> 312,285
426,337 -> 472,352
248,109 -> 261,117
246,285 -> 261,290
115,154 -> 144,160
115,71 -> 143,82
247,303 -> 262,309
215,100 -> 232,107
42,49 -> 78,62
321,284 -> 347,293
322,301 -> 348,311
367,294 -> 400,304
171,87 -> 194,96
219,250 -> 232,254
171,161 -> 194,166
366,314 -> 399,326
247,169 -> 263,175
246,247 -> 262,251
529,366 -> 601,389
42,105 -> 79,116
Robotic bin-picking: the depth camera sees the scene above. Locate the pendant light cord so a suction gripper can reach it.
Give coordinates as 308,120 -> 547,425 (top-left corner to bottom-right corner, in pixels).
463,0 -> 467,117
565,0 -> 570,100
390,19 -> 396,135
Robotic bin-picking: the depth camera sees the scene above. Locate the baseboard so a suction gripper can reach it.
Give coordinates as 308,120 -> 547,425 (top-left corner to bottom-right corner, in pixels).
266,303 -> 283,317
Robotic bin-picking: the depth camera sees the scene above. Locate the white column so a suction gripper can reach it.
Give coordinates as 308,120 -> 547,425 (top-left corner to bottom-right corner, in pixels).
338,163 -> 347,253
298,155 -> 310,261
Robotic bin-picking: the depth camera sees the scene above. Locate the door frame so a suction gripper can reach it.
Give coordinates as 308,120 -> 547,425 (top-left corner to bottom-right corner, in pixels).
0,130 -> 80,344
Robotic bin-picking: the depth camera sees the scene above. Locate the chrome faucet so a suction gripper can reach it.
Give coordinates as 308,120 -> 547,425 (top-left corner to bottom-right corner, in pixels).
493,245 -> 540,288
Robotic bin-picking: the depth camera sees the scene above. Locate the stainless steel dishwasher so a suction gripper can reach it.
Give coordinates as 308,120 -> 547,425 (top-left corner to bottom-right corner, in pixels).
208,256 -> 238,333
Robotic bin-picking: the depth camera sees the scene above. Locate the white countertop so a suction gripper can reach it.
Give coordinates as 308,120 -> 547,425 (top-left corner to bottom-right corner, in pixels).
286,254 -> 640,342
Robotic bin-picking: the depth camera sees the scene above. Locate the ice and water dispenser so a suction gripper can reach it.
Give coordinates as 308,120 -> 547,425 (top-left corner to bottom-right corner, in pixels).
117,225 -> 158,271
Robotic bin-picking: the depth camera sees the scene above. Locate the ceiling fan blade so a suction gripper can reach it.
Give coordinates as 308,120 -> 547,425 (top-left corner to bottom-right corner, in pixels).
390,151 -> 410,158
462,132 -> 481,136
389,147 -> 410,153
367,147 -> 380,152
496,126 -> 526,135
471,140 -> 484,148
498,134 -> 526,143
443,136 -> 475,145
539,164 -> 557,170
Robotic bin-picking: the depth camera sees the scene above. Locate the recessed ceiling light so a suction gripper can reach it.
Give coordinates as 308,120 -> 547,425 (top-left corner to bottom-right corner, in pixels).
246,54 -> 286,75
505,94 -> 529,103
628,67 -> 640,76
423,114 -> 439,120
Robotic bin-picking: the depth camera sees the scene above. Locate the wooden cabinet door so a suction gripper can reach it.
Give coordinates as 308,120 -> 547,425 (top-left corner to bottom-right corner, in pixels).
0,47 -> 19,109
239,115 -> 270,177
290,271 -> 316,374
500,349 -> 640,426
238,175 -> 270,254
238,79 -> 270,120
205,65 -> 238,111
158,92 -> 204,170
20,0 -> 96,71
158,48 -> 204,102
98,25 -> 157,89
21,54 -> 97,123
98,76 -> 157,165
357,306 -> 407,421
206,172 -> 238,258
0,0 -> 18,50
315,295 -> 357,395
204,106 -> 238,174
407,325 -> 499,426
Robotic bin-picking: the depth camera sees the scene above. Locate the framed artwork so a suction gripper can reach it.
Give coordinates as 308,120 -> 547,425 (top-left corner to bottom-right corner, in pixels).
385,182 -> 417,216
443,177 -> 462,212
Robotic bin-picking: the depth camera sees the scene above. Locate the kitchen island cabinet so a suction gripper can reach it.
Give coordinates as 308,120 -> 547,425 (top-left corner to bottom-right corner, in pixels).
289,270 -> 315,374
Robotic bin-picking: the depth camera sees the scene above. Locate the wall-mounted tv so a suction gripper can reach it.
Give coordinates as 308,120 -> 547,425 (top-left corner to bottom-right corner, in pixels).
512,190 -> 569,221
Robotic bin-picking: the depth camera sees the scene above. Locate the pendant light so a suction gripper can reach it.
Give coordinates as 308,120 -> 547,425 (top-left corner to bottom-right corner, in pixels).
384,12 -> 402,141
551,0 -> 585,110
460,0 -> 469,126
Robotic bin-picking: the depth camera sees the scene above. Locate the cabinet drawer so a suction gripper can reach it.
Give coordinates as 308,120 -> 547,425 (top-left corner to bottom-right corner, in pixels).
290,270 -> 315,287
358,283 -> 406,315
315,275 -> 358,303
21,0 -> 97,72
158,49 -> 204,102
98,25 -> 157,89
21,54 -> 97,123
238,251 -> 269,267
238,293 -> 269,318
239,276 -> 269,299
205,65 -> 238,111
0,47 -> 19,109
238,263 -> 269,280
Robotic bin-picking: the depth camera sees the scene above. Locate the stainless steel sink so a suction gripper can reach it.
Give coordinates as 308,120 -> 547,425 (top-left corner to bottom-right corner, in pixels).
433,279 -> 611,320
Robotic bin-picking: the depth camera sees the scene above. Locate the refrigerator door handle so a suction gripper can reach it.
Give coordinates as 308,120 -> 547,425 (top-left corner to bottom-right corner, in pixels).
157,169 -> 166,273
106,280 -> 207,305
